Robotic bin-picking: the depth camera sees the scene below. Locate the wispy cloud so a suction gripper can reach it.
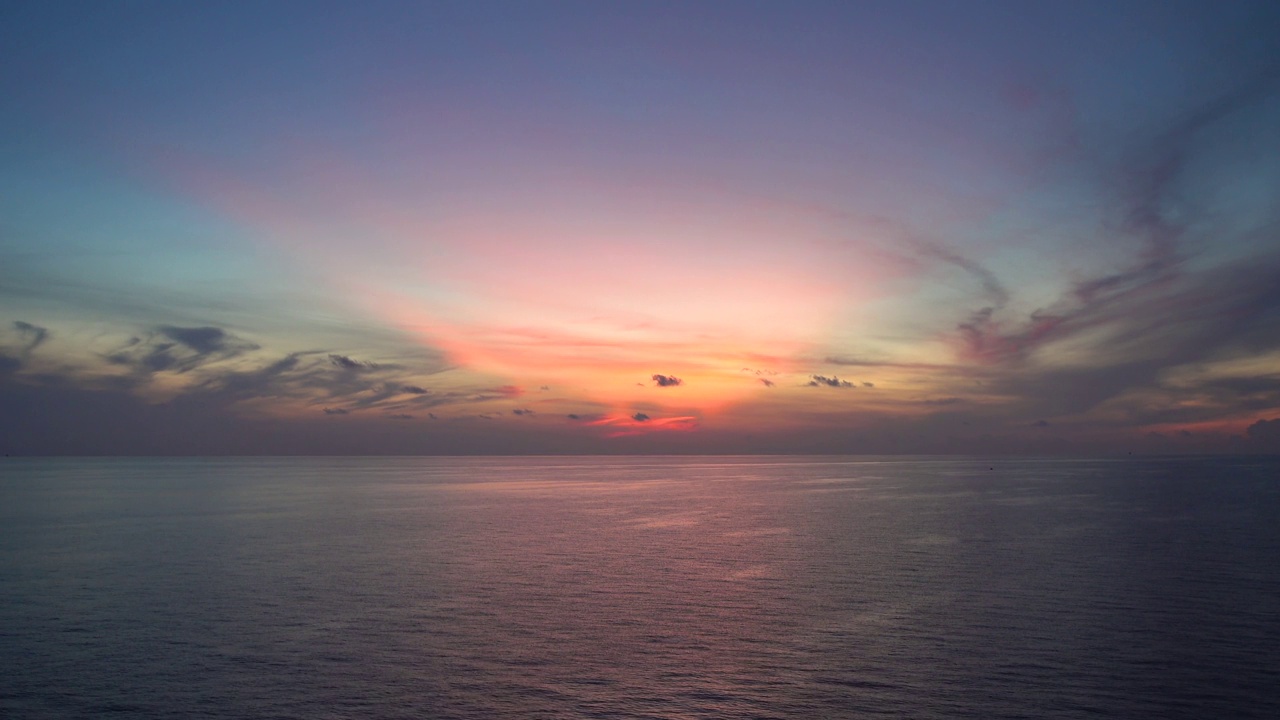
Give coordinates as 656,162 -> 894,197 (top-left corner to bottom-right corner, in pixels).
329,354 -> 378,371
883,70 -> 1280,431
103,325 -> 259,376
13,321 -> 49,353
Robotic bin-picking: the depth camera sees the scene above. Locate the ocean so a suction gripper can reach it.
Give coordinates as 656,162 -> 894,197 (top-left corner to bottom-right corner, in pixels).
1,456 -> 1278,718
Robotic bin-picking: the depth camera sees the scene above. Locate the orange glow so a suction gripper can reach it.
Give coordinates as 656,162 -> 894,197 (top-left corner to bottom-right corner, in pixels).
161,140 -> 912,425
586,414 -> 701,437
354,281 -> 819,413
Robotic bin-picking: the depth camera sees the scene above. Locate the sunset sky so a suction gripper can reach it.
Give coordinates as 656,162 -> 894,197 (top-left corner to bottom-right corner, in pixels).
2,0 -> 1279,454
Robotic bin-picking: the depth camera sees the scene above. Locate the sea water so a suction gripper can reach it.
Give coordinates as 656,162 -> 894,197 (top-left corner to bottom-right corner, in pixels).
1,456 -> 1278,718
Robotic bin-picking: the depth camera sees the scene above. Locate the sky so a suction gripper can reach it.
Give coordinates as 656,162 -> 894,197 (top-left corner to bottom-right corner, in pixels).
2,0 -> 1279,455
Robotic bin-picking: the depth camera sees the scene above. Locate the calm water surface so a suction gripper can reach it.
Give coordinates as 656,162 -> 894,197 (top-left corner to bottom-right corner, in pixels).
1,456 -> 1278,718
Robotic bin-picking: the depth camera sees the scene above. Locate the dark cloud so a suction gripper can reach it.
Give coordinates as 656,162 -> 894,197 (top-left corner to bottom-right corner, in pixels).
989,257 -> 1280,419
912,69 -> 1280,425
153,348 -> 457,418
652,374 -> 682,387
807,375 -> 854,388
101,325 -> 260,376
159,325 -> 242,355
1032,419 -> 1050,428
329,354 -> 378,371
0,321 -> 51,374
632,412 -> 650,422
13,321 -> 48,352
142,344 -> 179,372
0,328 -> 476,454
512,408 -> 533,416
387,413 -> 414,420
567,413 -> 581,420
759,378 -> 775,387
211,360 -> 455,418
916,69 -> 1280,374
160,325 -> 258,362
862,382 -> 875,388
194,352 -> 306,400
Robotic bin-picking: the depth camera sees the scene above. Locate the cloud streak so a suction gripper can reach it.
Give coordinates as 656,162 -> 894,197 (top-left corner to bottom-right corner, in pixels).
807,375 -> 854,388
